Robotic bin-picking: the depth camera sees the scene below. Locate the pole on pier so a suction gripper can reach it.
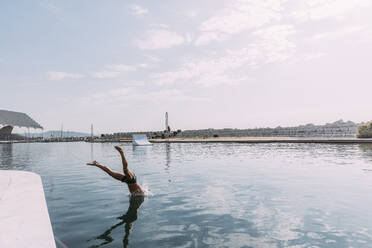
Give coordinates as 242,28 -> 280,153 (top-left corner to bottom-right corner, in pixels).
91,124 -> 93,142
60,123 -> 63,139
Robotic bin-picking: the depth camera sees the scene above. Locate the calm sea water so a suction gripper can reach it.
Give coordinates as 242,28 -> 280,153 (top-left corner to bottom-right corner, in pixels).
1,142 -> 372,248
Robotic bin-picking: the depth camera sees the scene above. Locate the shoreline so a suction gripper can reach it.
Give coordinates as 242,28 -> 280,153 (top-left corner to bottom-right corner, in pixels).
3,137 -> 372,144
149,137 -> 372,144
103,136 -> 372,144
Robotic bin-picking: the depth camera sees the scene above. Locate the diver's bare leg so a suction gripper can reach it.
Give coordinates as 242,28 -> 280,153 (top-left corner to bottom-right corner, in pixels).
114,146 -> 134,178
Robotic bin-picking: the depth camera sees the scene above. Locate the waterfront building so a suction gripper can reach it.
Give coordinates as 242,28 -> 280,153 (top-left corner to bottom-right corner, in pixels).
0,109 -> 43,140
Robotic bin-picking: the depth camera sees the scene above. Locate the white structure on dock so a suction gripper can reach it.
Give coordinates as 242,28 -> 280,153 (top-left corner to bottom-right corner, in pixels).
132,134 -> 152,146
0,170 -> 56,248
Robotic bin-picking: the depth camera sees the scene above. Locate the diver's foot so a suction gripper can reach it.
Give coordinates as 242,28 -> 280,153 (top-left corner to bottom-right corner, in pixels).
114,146 -> 123,153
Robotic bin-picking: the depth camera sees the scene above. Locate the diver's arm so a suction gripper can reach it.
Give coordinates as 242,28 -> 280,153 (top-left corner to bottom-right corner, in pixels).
86,161 -> 124,181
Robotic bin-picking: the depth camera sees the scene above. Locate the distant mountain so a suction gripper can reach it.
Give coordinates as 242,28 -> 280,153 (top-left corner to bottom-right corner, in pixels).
18,130 -> 92,138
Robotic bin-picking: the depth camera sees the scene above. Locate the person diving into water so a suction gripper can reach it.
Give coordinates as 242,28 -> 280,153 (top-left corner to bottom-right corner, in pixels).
87,146 -> 145,195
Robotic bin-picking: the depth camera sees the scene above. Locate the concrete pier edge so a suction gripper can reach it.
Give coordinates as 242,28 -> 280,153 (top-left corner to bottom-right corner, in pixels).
0,170 -> 56,248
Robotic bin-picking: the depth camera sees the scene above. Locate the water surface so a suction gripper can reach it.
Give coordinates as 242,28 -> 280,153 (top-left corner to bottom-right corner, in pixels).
1,142 -> 372,247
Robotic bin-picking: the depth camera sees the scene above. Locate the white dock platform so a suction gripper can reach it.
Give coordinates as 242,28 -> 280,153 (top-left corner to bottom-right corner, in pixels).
132,134 -> 152,146
0,170 -> 56,248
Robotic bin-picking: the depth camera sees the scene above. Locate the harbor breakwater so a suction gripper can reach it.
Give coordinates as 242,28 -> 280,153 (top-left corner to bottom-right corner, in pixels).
106,120 -> 358,139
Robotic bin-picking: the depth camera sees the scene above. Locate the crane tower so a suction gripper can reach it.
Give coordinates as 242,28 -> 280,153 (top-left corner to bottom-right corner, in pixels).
165,112 -> 168,131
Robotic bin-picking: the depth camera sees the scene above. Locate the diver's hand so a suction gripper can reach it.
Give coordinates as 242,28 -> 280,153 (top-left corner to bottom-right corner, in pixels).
86,160 -> 101,166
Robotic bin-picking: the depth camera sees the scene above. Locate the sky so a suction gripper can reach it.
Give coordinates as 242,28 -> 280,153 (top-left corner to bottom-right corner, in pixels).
1,0 -> 372,134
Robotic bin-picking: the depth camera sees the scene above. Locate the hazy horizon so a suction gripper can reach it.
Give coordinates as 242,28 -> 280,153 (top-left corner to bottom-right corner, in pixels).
11,118 -> 359,135
1,0 -> 371,133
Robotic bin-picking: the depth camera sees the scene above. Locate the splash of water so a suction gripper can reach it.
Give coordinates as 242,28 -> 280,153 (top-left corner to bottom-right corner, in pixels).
127,183 -> 153,197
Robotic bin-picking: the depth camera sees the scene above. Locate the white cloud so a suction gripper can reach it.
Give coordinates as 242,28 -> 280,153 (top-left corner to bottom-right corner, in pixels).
359,29 -> 372,43
312,26 -> 366,40
105,64 -> 137,71
151,68 -> 197,86
82,88 -> 207,105
195,0 -> 284,46
250,25 -> 296,63
185,33 -> 193,43
92,64 -> 143,79
91,71 -> 121,79
40,1 -> 60,13
138,63 -> 148,68
150,23 -> 169,29
150,56 -> 248,87
185,10 -> 199,18
130,4 -> 148,16
304,52 -> 326,60
195,32 -> 228,46
144,55 -> 162,62
135,29 -> 185,50
292,0 -> 372,20
47,71 -> 84,80
152,25 -> 296,87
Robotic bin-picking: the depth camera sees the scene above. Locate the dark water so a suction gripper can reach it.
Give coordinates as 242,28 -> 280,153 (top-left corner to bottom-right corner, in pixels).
1,142 -> 372,248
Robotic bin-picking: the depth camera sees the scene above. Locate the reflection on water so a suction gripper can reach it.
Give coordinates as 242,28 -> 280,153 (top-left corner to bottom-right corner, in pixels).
88,196 -> 145,248
358,144 -> 372,172
165,143 -> 171,172
132,145 -> 148,157
90,143 -> 94,162
358,144 -> 372,160
0,144 -> 13,168
1,142 -> 372,247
